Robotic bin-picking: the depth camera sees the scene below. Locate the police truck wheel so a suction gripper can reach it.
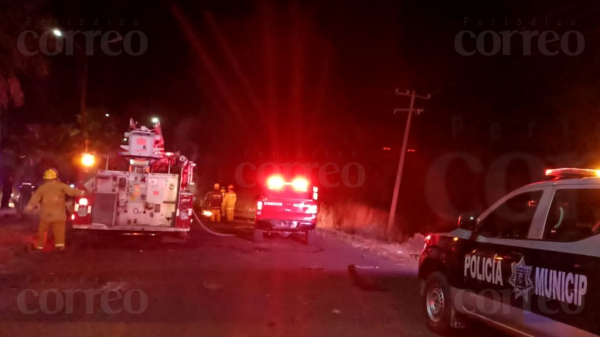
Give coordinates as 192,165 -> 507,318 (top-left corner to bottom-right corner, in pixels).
423,272 -> 453,335
253,229 -> 264,243
305,230 -> 317,246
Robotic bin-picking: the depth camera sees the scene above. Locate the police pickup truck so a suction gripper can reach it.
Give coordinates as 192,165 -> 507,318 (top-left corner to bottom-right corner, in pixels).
419,168 -> 600,336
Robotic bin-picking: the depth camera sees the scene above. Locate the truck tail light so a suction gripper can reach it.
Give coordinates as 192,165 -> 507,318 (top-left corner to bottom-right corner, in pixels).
423,234 -> 432,253
175,193 -> 193,229
257,201 -> 263,211
292,178 -> 308,192
74,197 -> 91,217
267,175 -> 284,190
72,197 -> 92,225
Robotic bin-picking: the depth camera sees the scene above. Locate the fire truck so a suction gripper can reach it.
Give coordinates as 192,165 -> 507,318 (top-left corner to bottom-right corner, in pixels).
72,119 -> 195,238
254,175 -> 319,245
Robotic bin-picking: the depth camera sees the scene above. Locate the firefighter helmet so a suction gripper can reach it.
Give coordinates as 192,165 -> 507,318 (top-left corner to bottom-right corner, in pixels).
43,169 -> 58,180
228,184 -> 234,190
214,183 -> 220,190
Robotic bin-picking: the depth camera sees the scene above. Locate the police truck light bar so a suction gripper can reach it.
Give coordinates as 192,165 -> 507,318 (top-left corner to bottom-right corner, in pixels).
545,168 -> 600,179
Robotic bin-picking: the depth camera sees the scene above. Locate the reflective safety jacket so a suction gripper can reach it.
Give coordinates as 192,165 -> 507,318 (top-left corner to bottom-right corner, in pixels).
205,190 -> 224,209
27,181 -> 85,222
223,191 -> 237,209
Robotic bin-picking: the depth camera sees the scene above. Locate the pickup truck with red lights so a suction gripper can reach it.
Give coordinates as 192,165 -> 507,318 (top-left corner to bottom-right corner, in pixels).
254,175 -> 319,245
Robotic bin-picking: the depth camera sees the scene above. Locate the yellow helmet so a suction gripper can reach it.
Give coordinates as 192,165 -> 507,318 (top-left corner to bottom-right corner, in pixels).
43,169 -> 58,180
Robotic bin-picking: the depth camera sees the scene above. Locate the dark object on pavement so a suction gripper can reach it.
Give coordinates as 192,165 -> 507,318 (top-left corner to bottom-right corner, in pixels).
347,264 -> 386,291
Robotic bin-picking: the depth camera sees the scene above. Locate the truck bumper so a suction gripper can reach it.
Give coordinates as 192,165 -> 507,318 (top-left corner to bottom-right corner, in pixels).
73,224 -> 190,232
255,219 -> 316,232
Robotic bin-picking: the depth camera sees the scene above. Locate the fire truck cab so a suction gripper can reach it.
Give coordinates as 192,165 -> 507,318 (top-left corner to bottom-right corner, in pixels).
254,175 -> 319,245
72,119 -> 195,237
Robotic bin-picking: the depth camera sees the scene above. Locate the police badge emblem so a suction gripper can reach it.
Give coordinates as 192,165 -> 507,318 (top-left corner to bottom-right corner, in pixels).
508,256 -> 534,302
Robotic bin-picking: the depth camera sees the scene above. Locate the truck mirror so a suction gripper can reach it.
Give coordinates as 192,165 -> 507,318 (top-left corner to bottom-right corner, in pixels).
458,213 -> 477,231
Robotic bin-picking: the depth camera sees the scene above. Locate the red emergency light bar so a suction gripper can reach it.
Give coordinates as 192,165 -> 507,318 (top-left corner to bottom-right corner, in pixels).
267,176 -> 285,190
154,151 -> 175,157
545,168 -> 600,179
266,175 -> 309,192
291,178 -> 309,192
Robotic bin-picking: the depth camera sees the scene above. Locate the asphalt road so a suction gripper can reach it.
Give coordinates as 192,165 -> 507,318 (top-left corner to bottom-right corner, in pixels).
0,220 -> 504,337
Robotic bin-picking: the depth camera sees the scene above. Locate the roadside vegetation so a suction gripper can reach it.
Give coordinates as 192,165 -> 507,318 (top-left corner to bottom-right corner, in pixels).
317,201 -> 424,261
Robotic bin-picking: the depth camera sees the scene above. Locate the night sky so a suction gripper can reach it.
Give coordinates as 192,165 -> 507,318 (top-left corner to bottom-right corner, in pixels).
7,0 -> 600,232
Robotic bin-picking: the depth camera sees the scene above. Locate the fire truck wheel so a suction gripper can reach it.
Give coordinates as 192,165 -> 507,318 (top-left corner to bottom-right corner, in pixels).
253,229 -> 264,243
306,230 -> 317,246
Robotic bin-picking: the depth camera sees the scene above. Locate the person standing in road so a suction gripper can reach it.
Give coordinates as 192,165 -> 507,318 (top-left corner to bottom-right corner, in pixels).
1,168 -> 13,209
223,184 -> 237,222
15,157 -> 39,213
25,169 -> 86,251
204,183 -> 223,223
220,186 -> 226,212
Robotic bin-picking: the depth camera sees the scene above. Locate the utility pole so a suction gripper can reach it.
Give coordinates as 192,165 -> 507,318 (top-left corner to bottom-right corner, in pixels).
51,30 -> 123,152
387,89 -> 430,235
81,55 -> 89,151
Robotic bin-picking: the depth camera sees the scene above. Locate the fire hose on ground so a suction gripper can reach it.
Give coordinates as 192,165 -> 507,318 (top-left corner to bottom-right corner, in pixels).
191,209 -> 236,237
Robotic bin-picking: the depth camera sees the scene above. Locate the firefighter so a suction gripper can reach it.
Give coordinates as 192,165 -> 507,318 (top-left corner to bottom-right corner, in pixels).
204,183 -> 223,223
25,169 -> 86,251
223,184 -> 237,222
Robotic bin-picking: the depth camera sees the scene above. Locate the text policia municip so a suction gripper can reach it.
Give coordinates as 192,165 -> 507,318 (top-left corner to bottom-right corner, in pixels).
464,254 -> 504,286
464,254 -> 588,306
